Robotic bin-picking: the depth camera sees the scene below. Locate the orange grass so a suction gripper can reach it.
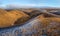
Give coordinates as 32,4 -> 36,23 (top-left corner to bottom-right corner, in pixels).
0,9 -> 30,28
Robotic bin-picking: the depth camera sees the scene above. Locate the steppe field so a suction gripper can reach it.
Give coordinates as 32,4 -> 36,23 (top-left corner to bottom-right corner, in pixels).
0,8 -> 60,36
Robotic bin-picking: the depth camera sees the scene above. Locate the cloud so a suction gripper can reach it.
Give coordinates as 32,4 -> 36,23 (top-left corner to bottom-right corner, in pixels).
5,3 -> 37,7
5,3 -> 46,7
0,3 -> 60,9
0,3 -> 50,9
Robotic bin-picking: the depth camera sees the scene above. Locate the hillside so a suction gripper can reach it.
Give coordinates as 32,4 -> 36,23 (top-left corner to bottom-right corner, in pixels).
0,9 -> 30,28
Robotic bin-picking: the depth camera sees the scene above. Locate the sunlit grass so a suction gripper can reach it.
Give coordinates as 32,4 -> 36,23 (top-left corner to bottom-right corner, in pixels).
38,14 -> 60,27
0,9 -> 30,28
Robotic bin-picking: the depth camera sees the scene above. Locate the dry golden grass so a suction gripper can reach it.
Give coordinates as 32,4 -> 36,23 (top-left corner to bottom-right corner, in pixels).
0,9 -> 30,28
38,14 -> 60,27
23,9 -> 33,13
0,9 -> 7,14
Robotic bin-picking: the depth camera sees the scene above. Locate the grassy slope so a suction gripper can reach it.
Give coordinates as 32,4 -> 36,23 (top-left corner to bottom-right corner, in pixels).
0,9 -> 30,28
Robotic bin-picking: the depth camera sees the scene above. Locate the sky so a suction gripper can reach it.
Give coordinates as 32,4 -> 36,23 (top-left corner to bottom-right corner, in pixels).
0,0 -> 60,8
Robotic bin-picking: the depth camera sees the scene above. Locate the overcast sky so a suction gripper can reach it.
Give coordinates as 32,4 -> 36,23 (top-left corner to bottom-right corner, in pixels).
0,0 -> 60,8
